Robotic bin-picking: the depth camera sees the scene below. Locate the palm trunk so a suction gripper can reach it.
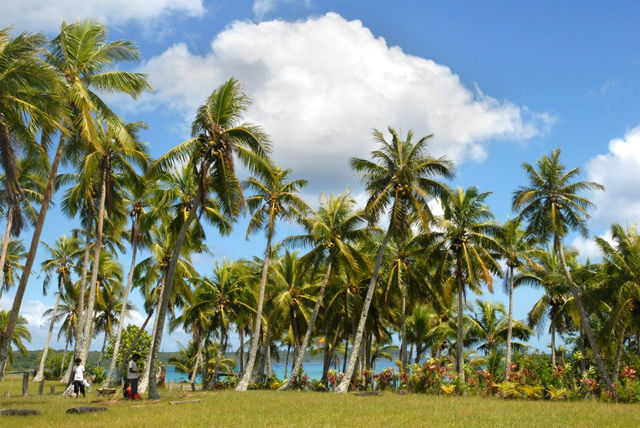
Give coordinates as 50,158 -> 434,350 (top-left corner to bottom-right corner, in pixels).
103,214 -> 139,387
342,291 -> 349,374
139,299 -> 161,394
97,330 -> 109,367
236,225 -> 274,391
147,188 -> 201,400
118,309 -> 154,384
265,326 -> 273,380
555,235 -> 613,391
284,343 -> 291,379
505,266 -> 515,381
65,225 -> 92,384
79,170 -> 107,363
613,324 -> 627,382
455,255 -> 466,383
400,292 -> 407,367
0,135 -> 64,377
190,337 -> 203,387
336,227 -> 391,393
0,207 -> 13,297
60,341 -> 68,377
551,324 -> 556,368
409,342 -> 414,365
34,275 -> 63,382
239,326 -> 244,374
280,260 -> 333,390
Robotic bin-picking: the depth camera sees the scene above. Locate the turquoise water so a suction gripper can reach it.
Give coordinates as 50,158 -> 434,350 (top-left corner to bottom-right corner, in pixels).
165,358 -> 397,383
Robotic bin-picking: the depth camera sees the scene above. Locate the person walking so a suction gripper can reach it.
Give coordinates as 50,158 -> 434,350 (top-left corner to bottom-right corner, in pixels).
72,357 -> 86,398
127,353 -> 140,400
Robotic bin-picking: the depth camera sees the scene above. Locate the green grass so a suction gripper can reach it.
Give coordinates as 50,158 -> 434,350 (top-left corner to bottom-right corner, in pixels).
1,377 -> 639,427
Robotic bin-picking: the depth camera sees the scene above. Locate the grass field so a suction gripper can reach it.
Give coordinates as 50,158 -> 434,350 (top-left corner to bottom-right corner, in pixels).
1,376 -> 639,427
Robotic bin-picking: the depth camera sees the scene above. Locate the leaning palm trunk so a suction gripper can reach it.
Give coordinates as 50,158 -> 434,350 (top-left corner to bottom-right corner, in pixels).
336,229 -> 391,393
0,137 -> 64,377
555,236 -> 613,391
190,338 -> 203,388
64,226 -> 92,385
505,266 -> 515,381
148,193 -> 201,399
139,302 -> 161,394
80,171 -> 107,363
0,207 -> 13,295
103,214 -> 139,387
279,260 -> 332,390
34,276 -> 63,382
236,229 -> 274,391
455,257 -> 465,383
117,308 -> 155,385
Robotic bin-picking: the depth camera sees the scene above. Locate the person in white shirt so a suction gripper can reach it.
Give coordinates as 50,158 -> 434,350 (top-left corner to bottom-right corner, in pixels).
127,353 -> 140,400
72,357 -> 86,398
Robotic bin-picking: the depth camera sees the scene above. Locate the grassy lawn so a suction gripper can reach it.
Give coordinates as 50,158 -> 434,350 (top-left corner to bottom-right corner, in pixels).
1,376 -> 639,427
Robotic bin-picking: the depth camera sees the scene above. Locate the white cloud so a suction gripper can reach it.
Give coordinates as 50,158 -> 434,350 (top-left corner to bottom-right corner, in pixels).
569,231 -> 614,262
253,0 -> 312,20
135,13 -> 549,195
1,0 -> 205,32
586,126 -> 640,226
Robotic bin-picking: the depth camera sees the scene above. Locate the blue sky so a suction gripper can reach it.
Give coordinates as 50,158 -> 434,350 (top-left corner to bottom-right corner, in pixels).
1,1 -> 639,354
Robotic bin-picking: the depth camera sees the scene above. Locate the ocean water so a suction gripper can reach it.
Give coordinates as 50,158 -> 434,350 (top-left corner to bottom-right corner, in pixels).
165,358 -> 397,383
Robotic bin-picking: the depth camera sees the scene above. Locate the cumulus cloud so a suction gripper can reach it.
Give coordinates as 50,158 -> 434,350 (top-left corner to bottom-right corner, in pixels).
586,126 -> 640,225
253,0 -> 312,20
569,231 -> 614,262
0,0 -> 205,32
135,13 -> 549,195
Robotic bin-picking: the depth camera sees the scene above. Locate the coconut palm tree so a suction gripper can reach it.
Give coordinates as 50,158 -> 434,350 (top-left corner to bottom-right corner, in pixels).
103,174 -> 154,386
592,224 -> 640,379
467,299 -> 533,355
436,186 -> 502,382
0,239 -> 25,302
523,249 -> 574,369
512,148 -> 612,389
0,310 -> 31,373
0,159 -> 45,288
236,165 -> 308,391
0,27 -> 60,243
496,218 -> 540,379
34,235 -> 80,382
336,127 -> 453,393
148,78 -> 269,398
279,192 -> 368,390
77,120 -> 149,363
0,21 -> 150,372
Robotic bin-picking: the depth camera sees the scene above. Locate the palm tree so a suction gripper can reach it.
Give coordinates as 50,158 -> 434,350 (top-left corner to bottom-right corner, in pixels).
0,158 -> 45,287
236,165 -> 308,391
467,299 -> 532,355
0,310 -> 31,373
76,120 -> 149,363
496,218 -> 539,379
34,235 -> 80,382
523,249 -> 574,369
0,239 -> 25,301
0,21 -> 150,372
148,78 -> 269,399
103,174 -> 154,386
593,224 -> 640,379
512,148 -> 612,390
436,186 -> 502,382
336,127 -> 453,392
279,192 -> 368,390
0,28 -> 59,244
